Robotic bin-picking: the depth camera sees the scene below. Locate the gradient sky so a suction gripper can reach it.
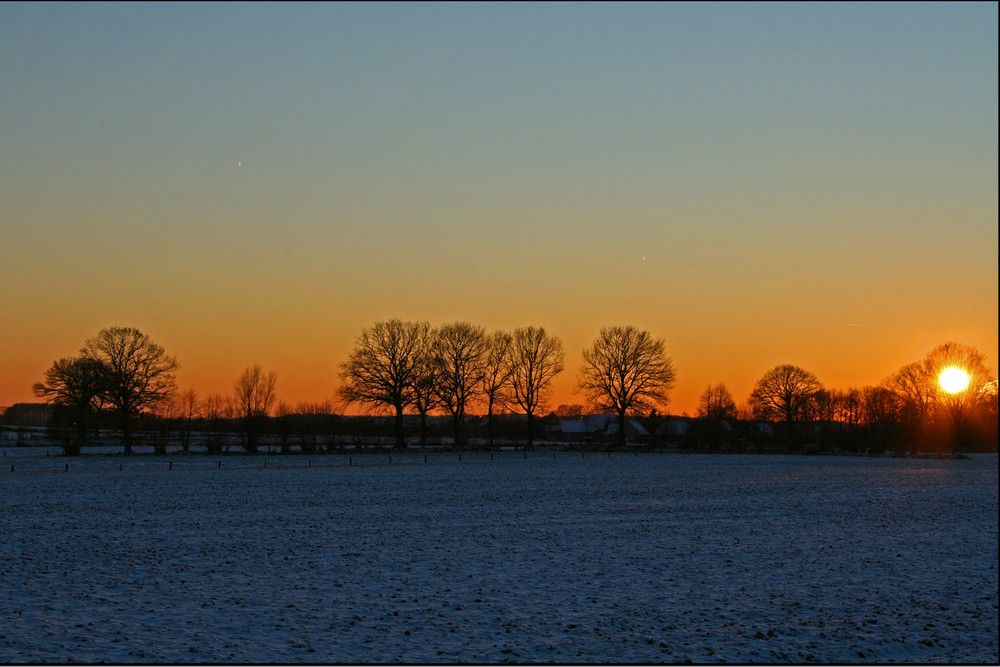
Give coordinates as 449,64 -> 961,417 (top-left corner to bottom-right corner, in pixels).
1,2 -> 997,416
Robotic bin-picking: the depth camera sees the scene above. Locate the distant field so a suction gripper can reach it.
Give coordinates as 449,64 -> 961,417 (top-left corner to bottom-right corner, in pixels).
1,452 -> 996,663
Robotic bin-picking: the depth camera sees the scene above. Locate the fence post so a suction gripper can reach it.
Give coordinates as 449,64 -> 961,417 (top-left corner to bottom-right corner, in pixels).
120,463 -> 123,472
169,461 -> 173,471
217,460 -> 221,469
65,463 -> 69,472
459,453 -> 462,462
349,457 -> 352,466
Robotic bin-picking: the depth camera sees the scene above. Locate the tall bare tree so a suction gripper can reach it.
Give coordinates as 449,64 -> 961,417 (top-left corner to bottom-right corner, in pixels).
410,332 -> 442,447
749,364 -> 823,449
33,356 -> 108,455
233,364 -> 277,454
432,322 -> 489,447
338,319 -> 431,449
481,330 -> 514,448
507,326 -> 564,449
81,326 -> 178,454
578,326 -> 677,449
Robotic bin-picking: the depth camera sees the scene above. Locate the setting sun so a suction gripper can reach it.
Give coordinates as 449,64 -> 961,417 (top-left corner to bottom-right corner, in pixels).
939,367 -> 971,394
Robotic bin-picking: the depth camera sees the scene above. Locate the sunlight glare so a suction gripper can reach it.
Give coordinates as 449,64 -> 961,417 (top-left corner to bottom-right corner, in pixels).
939,367 -> 970,394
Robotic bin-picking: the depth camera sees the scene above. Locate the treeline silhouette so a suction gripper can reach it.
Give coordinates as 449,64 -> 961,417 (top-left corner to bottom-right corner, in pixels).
11,322 -> 998,456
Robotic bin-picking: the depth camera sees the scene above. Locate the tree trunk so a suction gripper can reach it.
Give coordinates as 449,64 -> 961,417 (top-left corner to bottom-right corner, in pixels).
488,409 -> 495,448
486,396 -> 496,448
122,414 -> 133,455
418,411 -> 428,447
618,409 -> 627,450
526,411 -> 534,449
394,405 -> 405,450
73,408 -> 89,456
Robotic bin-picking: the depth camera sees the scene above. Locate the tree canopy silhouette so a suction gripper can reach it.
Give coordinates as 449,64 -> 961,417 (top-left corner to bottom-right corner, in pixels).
233,364 -> 277,453
32,356 -> 108,455
885,341 -> 997,450
338,319 -> 432,449
507,326 -> 564,448
698,383 -> 737,421
578,326 -> 676,449
81,326 -> 178,454
749,364 -> 822,449
480,330 -> 514,448
432,321 -> 489,447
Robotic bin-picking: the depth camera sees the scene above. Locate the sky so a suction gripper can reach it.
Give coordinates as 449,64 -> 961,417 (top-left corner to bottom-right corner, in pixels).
1,2 -> 997,416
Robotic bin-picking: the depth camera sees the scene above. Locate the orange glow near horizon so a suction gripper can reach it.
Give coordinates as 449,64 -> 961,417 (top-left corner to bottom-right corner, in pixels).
4,319 -> 996,418
0,4 -> 995,421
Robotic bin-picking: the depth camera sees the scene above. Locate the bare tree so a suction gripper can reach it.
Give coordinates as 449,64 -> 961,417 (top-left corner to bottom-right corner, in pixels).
735,401 -> 755,423
481,330 -> 514,448
338,319 -> 431,449
555,404 -> 585,418
886,342 -> 997,450
233,364 -> 277,454
432,322 -> 489,447
290,401 -> 315,453
695,382 -> 737,450
884,361 -> 936,437
32,356 -> 108,456
507,326 -> 564,449
920,342 -> 995,414
294,399 -> 339,452
697,383 -> 737,421
202,392 -> 232,453
178,388 -> 199,453
578,326 -> 677,449
410,331 -> 442,447
152,396 -> 181,455
859,385 -> 901,452
276,401 -> 294,453
81,326 -> 178,454
749,364 -> 823,449
833,388 -> 863,428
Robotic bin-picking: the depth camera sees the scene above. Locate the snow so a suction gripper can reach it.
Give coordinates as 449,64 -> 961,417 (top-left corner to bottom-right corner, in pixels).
1,451 -> 996,663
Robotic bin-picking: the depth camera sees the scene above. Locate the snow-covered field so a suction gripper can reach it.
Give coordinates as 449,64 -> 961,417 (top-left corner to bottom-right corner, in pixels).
1,451 -> 996,663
